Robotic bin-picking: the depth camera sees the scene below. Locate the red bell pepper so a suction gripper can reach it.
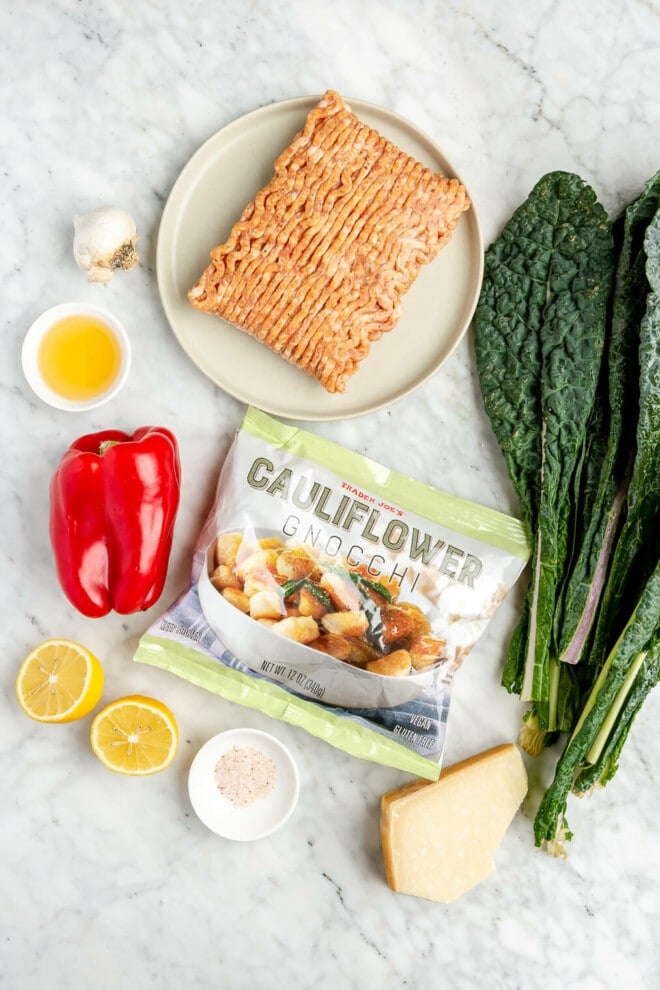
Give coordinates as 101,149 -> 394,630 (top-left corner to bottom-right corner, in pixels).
49,427 -> 181,617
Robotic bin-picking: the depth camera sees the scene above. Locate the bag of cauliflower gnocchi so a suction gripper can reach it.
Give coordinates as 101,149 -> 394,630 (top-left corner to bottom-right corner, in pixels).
135,407 -> 530,779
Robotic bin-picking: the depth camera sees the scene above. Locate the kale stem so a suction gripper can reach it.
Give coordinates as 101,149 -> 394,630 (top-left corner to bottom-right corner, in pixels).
568,624 -> 627,745
521,530 -> 543,702
585,652 -> 646,765
547,657 -> 560,731
559,476 -> 628,665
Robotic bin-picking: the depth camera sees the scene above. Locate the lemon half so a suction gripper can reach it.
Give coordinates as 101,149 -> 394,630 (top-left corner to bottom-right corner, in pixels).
90,695 -> 179,776
16,638 -> 104,723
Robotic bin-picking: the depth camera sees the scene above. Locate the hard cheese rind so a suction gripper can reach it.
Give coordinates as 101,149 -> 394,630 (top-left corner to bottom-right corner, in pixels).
380,743 -> 528,903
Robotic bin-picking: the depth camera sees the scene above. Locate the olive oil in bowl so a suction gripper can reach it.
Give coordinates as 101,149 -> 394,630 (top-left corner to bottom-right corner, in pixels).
22,303 -> 131,410
38,314 -> 123,402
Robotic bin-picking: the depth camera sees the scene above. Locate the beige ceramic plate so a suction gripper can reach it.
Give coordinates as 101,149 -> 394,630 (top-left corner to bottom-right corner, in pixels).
157,96 -> 483,421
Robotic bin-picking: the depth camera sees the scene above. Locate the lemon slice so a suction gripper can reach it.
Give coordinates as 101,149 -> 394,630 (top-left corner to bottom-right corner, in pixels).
90,695 -> 179,775
16,638 -> 104,723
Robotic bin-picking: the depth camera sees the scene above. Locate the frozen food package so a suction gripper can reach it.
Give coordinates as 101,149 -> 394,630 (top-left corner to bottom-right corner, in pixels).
135,408 -> 530,779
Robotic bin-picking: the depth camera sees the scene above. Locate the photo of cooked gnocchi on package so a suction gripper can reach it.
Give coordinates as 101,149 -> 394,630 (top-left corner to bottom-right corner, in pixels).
135,407 -> 530,778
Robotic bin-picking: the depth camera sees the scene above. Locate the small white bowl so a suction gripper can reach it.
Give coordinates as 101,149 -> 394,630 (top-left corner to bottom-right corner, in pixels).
21,301 -> 131,411
188,728 -> 300,841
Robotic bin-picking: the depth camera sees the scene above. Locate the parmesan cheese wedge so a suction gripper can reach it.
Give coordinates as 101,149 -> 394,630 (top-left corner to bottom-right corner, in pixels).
380,744 -> 528,903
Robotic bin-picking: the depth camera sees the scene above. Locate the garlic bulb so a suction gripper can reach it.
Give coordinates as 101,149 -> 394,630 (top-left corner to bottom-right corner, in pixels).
73,207 -> 139,283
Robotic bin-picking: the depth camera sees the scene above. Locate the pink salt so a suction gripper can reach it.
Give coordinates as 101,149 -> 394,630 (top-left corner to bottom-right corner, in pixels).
214,745 -> 277,807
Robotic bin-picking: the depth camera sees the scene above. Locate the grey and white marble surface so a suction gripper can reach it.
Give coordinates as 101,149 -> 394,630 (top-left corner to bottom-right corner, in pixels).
3,2 -> 659,988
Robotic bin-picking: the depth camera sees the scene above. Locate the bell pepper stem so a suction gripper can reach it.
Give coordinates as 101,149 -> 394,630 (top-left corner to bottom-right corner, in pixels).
98,440 -> 120,455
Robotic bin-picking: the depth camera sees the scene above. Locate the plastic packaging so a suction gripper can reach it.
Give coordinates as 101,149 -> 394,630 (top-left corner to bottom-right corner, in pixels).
135,408 -> 529,779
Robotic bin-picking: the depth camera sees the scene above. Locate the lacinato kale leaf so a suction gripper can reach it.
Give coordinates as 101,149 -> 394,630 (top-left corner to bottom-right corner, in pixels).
501,600 -> 529,694
589,204 -> 660,662
474,185 -> 544,539
475,172 -> 614,709
533,561 -> 660,850
475,170 -> 660,852
572,629 -> 660,793
556,172 -> 660,667
525,176 -> 613,705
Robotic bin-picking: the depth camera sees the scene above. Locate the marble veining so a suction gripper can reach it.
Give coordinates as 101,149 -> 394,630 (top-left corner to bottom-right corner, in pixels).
2,1 -> 659,988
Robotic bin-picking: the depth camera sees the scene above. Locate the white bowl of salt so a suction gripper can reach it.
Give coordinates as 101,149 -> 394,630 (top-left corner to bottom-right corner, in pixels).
187,728 -> 300,840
